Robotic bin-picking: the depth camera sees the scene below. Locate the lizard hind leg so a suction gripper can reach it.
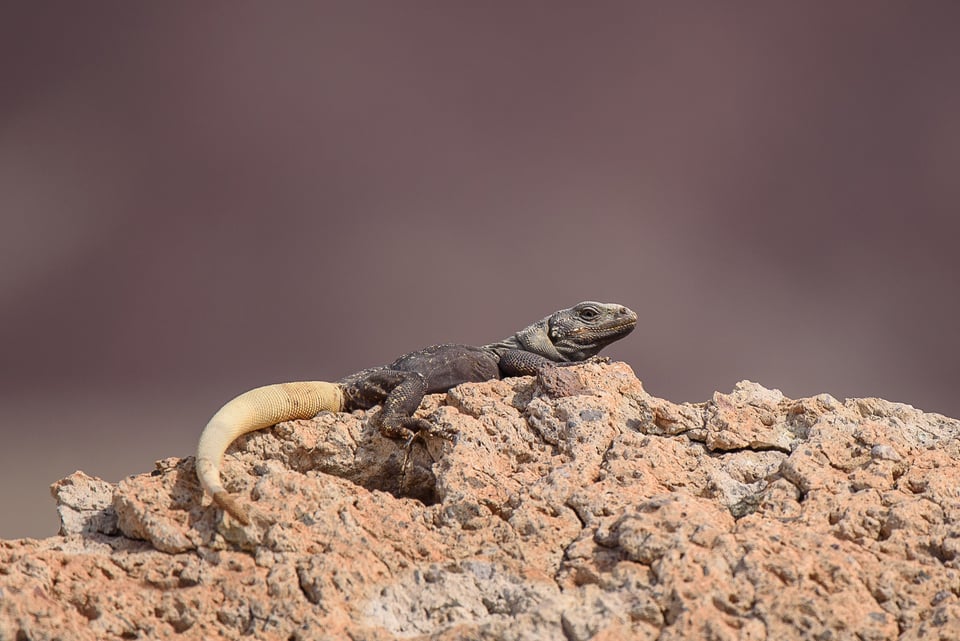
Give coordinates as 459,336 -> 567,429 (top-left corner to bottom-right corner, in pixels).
195,381 -> 345,524
351,369 -> 455,441
361,370 -> 431,440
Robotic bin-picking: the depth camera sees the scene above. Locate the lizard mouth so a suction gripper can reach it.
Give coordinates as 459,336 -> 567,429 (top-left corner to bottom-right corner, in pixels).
607,320 -> 637,331
571,320 -> 637,335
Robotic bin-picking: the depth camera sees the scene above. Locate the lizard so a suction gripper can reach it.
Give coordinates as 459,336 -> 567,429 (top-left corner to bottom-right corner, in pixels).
196,301 -> 637,524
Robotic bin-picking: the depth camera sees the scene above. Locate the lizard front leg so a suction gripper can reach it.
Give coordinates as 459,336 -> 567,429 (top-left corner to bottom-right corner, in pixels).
497,349 -> 608,376
497,349 -> 610,398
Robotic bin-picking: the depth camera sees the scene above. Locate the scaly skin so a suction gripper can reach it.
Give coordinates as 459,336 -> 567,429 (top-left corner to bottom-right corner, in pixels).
196,382 -> 344,524
196,302 -> 636,524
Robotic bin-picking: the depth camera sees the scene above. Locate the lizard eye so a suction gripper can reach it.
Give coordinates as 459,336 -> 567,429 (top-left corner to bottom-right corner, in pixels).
578,306 -> 600,321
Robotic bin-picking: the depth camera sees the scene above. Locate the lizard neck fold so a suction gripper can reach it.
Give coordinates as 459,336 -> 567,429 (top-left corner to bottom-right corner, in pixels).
484,318 -> 566,362
516,319 -> 566,361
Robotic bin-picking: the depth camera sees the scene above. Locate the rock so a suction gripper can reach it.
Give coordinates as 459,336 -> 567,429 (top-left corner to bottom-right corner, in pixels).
2,362 -> 960,640
50,471 -> 118,536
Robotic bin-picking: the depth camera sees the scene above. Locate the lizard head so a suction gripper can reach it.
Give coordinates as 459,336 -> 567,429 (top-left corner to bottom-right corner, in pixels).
547,301 -> 637,361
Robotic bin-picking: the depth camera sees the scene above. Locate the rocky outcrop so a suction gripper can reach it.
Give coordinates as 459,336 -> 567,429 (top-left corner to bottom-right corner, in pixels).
2,362 -> 959,640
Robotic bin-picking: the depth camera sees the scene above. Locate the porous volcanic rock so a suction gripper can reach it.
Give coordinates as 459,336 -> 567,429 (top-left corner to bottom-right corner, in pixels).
2,362 -> 960,640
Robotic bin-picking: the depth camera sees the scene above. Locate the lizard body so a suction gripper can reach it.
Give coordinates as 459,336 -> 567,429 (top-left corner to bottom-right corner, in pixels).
196,302 -> 636,524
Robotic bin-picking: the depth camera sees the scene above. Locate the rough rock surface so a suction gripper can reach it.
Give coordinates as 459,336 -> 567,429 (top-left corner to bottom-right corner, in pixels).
2,362 -> 960,640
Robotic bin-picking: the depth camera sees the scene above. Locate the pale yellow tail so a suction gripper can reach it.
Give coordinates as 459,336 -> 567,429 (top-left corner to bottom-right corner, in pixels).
196,381 -> 345,524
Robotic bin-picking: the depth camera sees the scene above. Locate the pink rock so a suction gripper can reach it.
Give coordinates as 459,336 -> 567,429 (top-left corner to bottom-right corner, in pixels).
2,362 -> 959,640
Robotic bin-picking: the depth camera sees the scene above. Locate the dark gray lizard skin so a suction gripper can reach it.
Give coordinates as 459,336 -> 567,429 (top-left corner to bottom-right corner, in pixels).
337,301 -> 637,440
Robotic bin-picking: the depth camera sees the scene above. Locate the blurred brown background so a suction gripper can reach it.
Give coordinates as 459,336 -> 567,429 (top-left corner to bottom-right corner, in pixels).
2,3 -> 958,539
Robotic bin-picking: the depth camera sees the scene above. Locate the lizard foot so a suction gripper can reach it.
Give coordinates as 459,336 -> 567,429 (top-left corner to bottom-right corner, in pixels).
377,413 -> 459,443
553,355 -> 610,367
